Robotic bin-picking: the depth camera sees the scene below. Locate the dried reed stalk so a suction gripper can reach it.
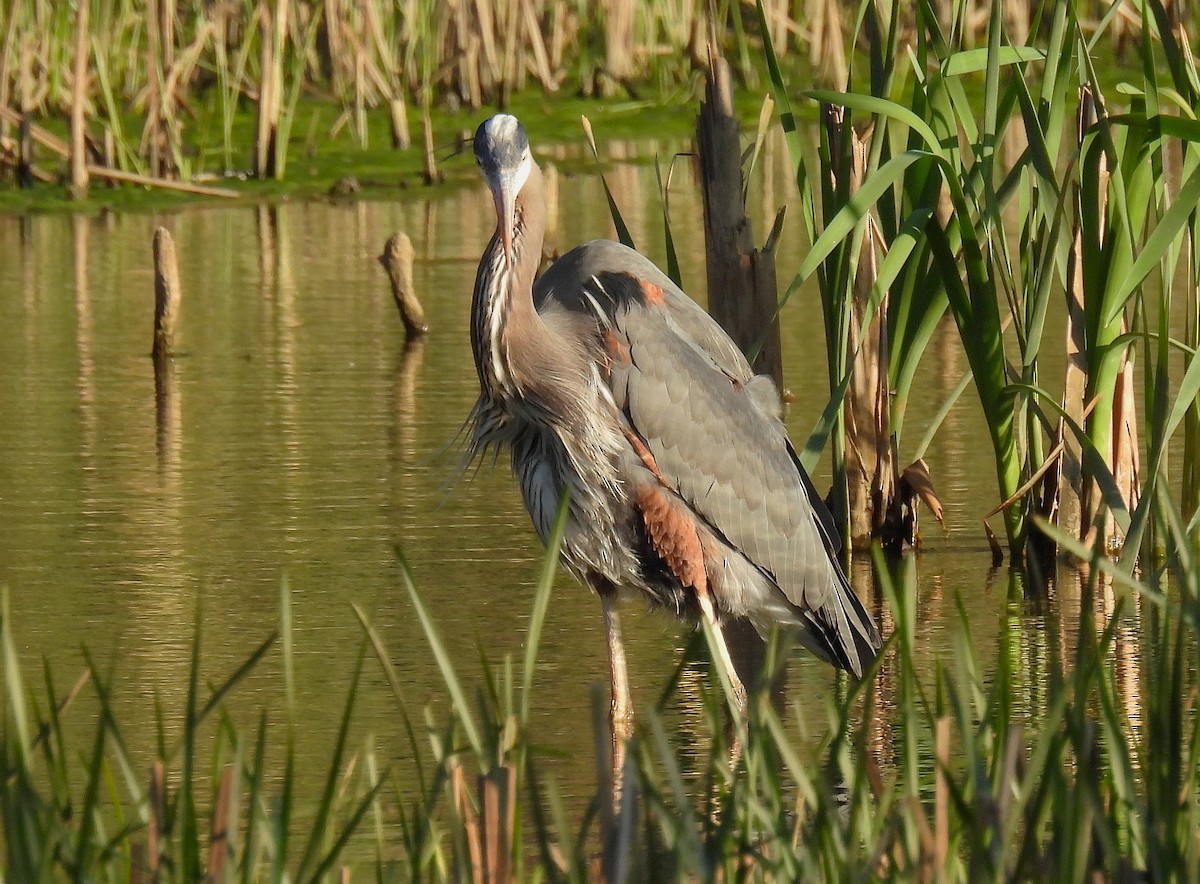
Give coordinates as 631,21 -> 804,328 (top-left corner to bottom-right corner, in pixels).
69,0 -> 89,199
148,761 -> 166,875
389,94 -> 410,149
0,2 -> 20,142
604,0 -> 635,90
421,106 -> 440,184
451,764 -> 484,884
835,115 -> 895,548
207,765 -> 234,880
255,0 -> 287,179
807,0 -> 847,89
934,716 -> 950,872
477,766 -> 517,883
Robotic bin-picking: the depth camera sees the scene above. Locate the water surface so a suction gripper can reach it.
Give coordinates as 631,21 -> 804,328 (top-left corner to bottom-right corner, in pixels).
0,139 -> 1143,820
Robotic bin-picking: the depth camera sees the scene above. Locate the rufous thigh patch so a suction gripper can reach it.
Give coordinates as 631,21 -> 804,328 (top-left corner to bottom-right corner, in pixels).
637,486 -> 706,592
638,279 -> 669,305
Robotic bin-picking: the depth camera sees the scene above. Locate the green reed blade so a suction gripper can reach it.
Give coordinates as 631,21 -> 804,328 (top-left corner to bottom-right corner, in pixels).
270,739 -> 294,884
308,775 -> 388,881
647,710 -> 706,877
580,115 -> 635,249
653,155 -> 681,288
352,603 -> 427,797
179,598 -> 203,881
396,545 -> 483,757
197,631 -> 277,725
72,669 -> 110,876
280,573 -> 294,716
798,150 -> 936,281
806,90 -> 943,156
240,712 -> 268,884
295,641 -> 366,881
1103,161 -> 1200,329
1,588 -> 31,768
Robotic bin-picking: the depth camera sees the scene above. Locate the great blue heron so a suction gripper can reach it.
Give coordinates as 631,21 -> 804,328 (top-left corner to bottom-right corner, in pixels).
468,113 -> 880,745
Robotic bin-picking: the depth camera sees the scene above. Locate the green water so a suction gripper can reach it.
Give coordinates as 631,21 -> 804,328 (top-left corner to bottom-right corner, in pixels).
0,138 -> 1143,824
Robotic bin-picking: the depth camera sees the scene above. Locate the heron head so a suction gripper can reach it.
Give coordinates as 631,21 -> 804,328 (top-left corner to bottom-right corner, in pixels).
474,114 -> 532,266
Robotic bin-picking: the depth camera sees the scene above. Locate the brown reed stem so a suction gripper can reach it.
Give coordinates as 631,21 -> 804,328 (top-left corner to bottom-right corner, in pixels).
207,765 -> 234,881
0,3 -> 20,145
148,761 -> 165,875
421,106 -> 441,184
451,763 -> 484,884
69,0 -> 89,199
389,94 -> 410,149
16,111 -> 33,187
477,766 -> 517,883
934,716 -> 950,873
255,0 -> 287,179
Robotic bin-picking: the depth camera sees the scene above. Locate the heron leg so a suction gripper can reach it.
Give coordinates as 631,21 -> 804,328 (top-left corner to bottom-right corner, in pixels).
695,589 -> 748,715
593,580 -> 632,821
597,580 -> 633,736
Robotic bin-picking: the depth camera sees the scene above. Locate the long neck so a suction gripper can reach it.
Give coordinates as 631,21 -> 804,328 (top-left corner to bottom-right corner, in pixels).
471,163 -> 548,400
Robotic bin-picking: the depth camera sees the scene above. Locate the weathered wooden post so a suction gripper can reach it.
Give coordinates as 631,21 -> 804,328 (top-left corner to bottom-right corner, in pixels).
379,232 -> 428,339
695,54 -> 783,389
152,227 -> 182,359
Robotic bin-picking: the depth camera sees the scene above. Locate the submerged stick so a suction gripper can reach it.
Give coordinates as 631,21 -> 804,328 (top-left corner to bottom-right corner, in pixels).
89,165 -> 239,197
379,232 -> 428,339
0,105 -> 238,196
152,227 -> 182,358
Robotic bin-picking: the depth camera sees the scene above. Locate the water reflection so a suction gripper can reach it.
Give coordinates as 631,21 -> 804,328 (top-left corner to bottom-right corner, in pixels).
0,143 -> 1151,814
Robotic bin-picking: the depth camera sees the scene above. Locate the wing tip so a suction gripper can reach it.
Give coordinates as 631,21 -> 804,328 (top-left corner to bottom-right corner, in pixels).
806,576 -> 882,679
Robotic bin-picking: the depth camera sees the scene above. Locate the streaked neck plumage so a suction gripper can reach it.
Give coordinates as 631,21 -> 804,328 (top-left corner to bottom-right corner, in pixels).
471,161 -> 548,403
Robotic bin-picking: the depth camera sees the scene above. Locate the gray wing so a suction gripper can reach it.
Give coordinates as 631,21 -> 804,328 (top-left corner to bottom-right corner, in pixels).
537,241 -> 881,676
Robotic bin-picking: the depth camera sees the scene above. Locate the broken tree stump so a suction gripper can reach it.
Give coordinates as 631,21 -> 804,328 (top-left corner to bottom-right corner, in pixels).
378,232 -> 428,339
696,53 -> 783,389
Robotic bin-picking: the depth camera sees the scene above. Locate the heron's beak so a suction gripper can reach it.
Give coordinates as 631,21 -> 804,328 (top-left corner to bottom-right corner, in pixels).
491,177 -> 517,267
